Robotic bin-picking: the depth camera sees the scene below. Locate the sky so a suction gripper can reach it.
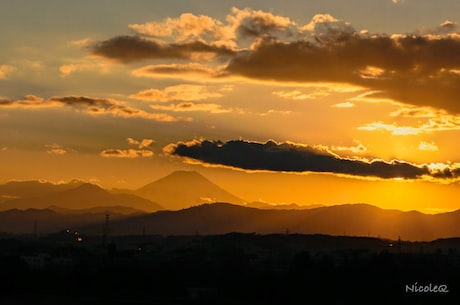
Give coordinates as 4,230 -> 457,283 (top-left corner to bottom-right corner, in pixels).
1,0 -> 460,213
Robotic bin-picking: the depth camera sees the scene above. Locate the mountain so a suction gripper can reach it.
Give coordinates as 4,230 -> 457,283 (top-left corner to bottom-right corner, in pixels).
90,203 -> 460,241
245,202 -> 324,210
0,183 -> 163,212
131,171 -> 245,210
0,180 -> 84,203
2,202 -> 460,240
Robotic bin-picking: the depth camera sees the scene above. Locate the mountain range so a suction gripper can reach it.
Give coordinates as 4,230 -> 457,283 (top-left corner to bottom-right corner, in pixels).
2,202 -> 460,240
0,171 -> 244,212
0,183 -> 162,212
1,171 -> 460,241
90,202 -> 460,241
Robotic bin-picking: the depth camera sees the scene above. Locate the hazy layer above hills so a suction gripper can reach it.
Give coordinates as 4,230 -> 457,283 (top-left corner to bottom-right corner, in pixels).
0,180 -> 84,203
0,183 -> 162,212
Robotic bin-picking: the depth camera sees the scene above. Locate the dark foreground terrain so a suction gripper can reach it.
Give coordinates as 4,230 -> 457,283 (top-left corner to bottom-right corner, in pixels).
1,233 -> 460,305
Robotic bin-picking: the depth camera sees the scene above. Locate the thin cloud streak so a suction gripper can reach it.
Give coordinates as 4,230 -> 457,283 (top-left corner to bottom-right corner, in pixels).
0,95 -> 192,122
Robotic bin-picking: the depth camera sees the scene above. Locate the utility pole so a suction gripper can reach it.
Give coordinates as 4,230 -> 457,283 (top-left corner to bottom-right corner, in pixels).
34,220 -> 39,241
103,213 -> 110,245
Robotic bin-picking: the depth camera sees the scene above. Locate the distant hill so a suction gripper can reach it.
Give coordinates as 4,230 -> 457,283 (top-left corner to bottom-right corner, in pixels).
130,171 -> 245,210
0,207 -> 144,235
3,202 -> 460,240
0,183 -> 163,212
90,202 -> 460,241
47,205 -> 145,216
245,202 -> 324,210
0,180 -> 84,203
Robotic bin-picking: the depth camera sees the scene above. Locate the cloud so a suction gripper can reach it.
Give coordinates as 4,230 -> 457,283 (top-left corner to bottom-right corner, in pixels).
332,102 -> 355,108
224,18 -> 460,114
0,65 -> 17,80
358,116 -> 460,135
131,63 -> 226,80
93,8 -> 355,63
127,137 -> 154,149
69,38 -> 93,47
101,137 -> 155,158
331,141 -> 367,153
358,122 -> 423,135
258,109 -> 292,116
91,35 -> 234,63
418,141 -> 438,151
59,61 -> 111,77
0,95 -> 54,108
418,20 -> 459,36
0,95 -> 191,122
91,8 -> 460,114
165,139 -> 433,179
389,106 -> 439,118
229,7 -> 298,42
272,90 -> 312,100
45,144 -> 67,155
129,84 -> 223,102
129,12 -> 235,48
100,149 -> 154,158
150,102 -> 232,114
49,96 -> 114,107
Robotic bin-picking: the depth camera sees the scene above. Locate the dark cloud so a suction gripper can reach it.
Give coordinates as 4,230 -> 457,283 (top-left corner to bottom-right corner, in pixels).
225,33 -> 460,113
91,35 -> 235,62
166,139 -> 434,179
49,96 -> 113,107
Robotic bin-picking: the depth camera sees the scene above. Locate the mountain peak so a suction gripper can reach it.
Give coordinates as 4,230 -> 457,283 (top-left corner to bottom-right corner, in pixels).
74,182 -> 105,193
135,171 -> 244,210
161,170 -> 209,180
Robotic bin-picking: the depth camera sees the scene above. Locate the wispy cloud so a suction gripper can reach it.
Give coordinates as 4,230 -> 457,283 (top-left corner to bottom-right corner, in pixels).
127,137 -> 154,149
418,141 -> 438,151
0,65 -> 17,80
69,38 -> 93,47
131,63 -> 226,81
45,144 -> 68,155
150,102 -> 232,114
358,116 -> 460,135
129,84 -> 223,102
0,95 -> 192,122
100,149 -> 154,158
332,102 -> 355,108
101,137 -> 155,158
59,61 -> 111,77
331,141 -> 367,153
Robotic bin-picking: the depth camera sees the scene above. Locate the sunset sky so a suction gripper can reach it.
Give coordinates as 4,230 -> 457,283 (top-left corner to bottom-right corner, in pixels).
1,0 -> 460,213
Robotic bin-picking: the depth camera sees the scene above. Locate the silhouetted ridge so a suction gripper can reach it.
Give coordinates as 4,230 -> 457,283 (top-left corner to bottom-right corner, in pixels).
98,203 -> 460,240
0,182 -> 162,212
0,179 -> 85,201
